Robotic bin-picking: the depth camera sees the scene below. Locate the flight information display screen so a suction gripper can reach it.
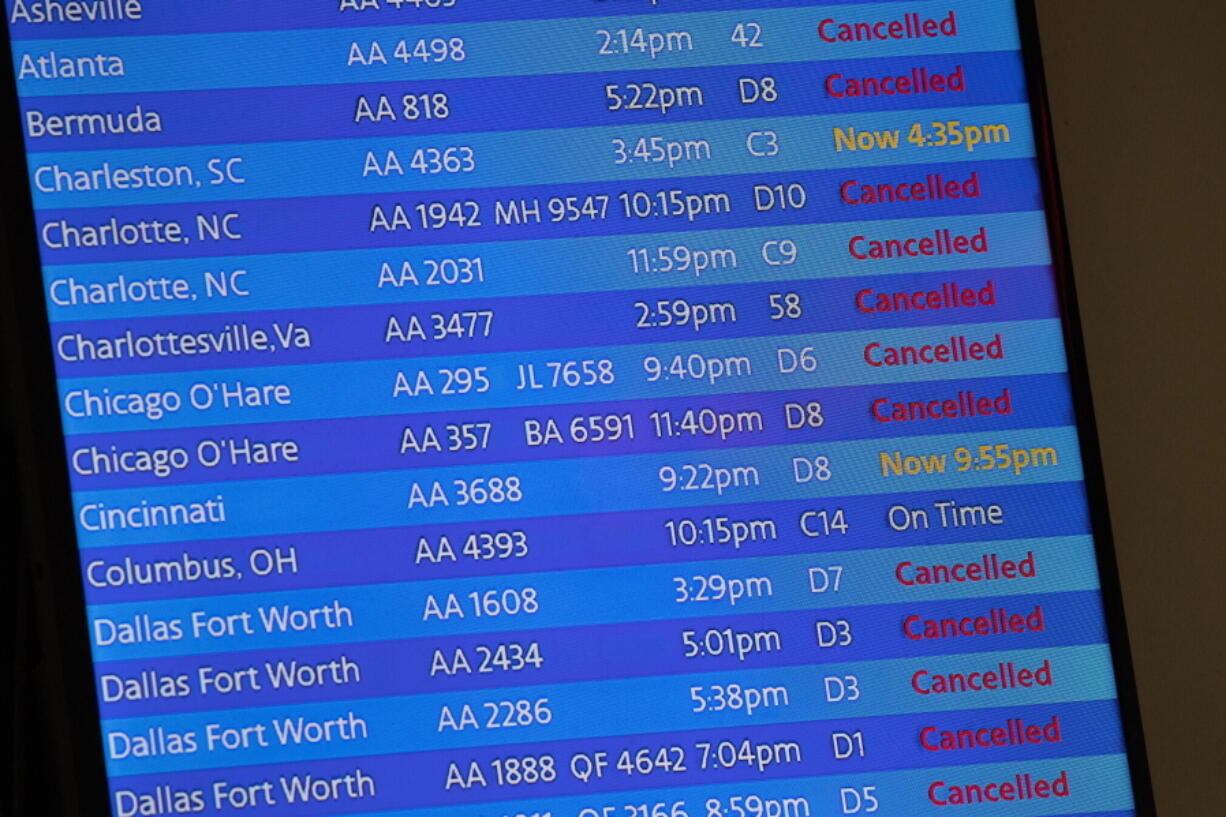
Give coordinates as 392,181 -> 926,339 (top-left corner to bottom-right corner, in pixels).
6,1 -> 1140,816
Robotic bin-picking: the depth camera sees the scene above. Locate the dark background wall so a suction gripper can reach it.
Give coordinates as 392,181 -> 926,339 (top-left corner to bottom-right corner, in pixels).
1035,1 -> 1225,812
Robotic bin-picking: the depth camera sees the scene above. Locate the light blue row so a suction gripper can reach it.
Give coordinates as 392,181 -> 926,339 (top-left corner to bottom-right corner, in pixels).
43,210 -> 1051,322
100,643 -> 1117,776
72,425 -> 1085,548
26,103 -> 1036,208
15,0 -> 1020,96
87,535 -> 1099,660
55,316 -> 1069,435
246,753 -> 1136,817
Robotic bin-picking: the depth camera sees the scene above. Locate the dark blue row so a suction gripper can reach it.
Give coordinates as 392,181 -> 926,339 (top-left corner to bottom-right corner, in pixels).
104,699 -> 1125,814
95,590 -> 1107,717
80,475 -> 1091,604
38,158 -> 1041,267
7,0 -> 892,39
53,260 -> 1049,372
64,362 -> 1068,490
21,52 -> 1025,150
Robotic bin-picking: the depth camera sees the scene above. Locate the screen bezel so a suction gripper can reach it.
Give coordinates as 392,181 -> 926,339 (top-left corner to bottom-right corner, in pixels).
0,2 -> 1158,813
